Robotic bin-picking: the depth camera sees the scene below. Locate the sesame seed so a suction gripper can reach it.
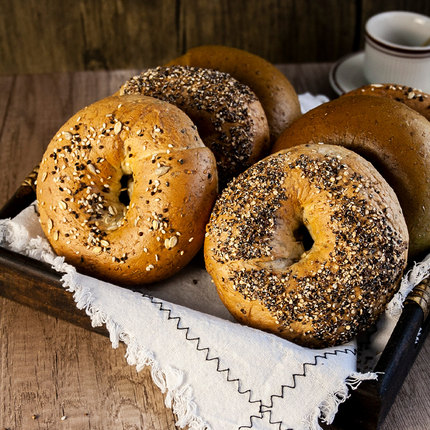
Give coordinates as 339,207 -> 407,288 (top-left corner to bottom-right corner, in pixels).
164,236 -> 178,249
155,165 -> 171,176
114,121 -> 122,134
58,200 -> 67,210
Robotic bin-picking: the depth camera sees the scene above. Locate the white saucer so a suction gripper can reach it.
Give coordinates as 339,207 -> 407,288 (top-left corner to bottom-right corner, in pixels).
329,51 -> 368,95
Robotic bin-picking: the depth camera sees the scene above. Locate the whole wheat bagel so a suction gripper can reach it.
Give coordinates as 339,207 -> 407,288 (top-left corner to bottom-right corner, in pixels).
120,65 -> 270,186
37,94 -> 218,285
342,83 -> 430,121
272,95 -> 430,261
166,45 -> 301,143
204,144 -> 408,348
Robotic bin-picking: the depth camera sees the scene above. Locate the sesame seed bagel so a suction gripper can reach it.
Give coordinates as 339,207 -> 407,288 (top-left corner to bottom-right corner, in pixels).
204,144 -> 408,348
272,95 -> 430,261
342,83 -> 430,121
165,45 -> 301,144
120,65 -> 270,186
37,94 -> 218,286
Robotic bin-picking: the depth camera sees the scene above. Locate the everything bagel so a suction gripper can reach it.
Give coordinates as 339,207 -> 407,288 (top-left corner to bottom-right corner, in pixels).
204,144 -> 408,348
120,65 -> 270,186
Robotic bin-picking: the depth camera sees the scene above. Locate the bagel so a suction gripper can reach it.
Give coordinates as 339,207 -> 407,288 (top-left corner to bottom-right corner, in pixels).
37,94 -> 218,286
342,83 -> 430,121
204,144 -> 408,348
272,95 -> 430,261
166,45 -> 301,143
120,65 -> 270,186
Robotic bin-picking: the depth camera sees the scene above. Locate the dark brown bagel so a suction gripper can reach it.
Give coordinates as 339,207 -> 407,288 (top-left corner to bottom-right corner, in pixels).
205,144 -> 408,348
272,95 -> 430,261
342,83 -> 430,121
37,94 -> 218,286
166,45 -> 301,144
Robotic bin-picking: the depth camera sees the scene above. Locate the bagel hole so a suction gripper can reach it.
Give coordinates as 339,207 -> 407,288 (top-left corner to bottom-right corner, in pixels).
294,224 -> 314,252
119,173 -> 133,207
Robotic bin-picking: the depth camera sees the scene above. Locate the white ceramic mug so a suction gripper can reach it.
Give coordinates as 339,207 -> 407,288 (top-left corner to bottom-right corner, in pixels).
364,11 -> 430,92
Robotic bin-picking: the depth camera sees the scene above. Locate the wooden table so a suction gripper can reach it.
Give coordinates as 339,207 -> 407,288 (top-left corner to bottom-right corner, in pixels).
0,64 -> 429,429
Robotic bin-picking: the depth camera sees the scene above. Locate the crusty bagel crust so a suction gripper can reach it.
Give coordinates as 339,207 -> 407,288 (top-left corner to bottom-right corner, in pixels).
166,45 -> 301,143
342,83 -> 430,121
272,95 -> 430,261
121,66 -> 270,186
205,144 -> 408,348
37,94 -> 218,286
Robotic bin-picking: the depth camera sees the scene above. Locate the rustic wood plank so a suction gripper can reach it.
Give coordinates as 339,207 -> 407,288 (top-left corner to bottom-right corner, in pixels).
0,76 -> 15,136
0,299 -> 178,429
179,0 -> 358,64
2,0 -> 430,74
0,73 -> 66,204
77,0 -> 179,70
0,0 -> 179,74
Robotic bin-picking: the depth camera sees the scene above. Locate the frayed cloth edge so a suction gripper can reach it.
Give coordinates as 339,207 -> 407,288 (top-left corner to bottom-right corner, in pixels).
64,273 -> 210,430
387,252 -> 430,317
303,371 -> 378,430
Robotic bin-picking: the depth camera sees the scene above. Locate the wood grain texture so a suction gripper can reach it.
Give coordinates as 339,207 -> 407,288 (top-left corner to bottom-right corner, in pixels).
179,0 -> 357,63
0,65 -> 429,429
1,0 -> 430,74
0,0 -> 179,74
0,300 -> 178,429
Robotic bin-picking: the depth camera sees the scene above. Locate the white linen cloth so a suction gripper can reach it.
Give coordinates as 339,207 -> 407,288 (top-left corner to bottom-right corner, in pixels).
1,93 -> 428,430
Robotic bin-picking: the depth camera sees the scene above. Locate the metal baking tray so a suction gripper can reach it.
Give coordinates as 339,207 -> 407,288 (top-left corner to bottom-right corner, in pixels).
0,167 -> 429,430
